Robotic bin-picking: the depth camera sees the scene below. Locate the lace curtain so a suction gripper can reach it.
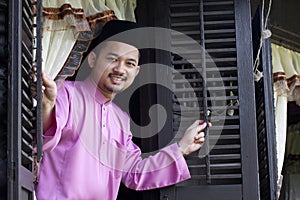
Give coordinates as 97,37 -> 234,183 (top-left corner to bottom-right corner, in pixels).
41,0 -> 137,80
272,43 -> 300,184
272,43 -> 300,104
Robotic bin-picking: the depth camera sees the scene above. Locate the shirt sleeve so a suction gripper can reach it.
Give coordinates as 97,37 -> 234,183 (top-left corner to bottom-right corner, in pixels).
42,82 -> 72,152
121,136 -> 191,190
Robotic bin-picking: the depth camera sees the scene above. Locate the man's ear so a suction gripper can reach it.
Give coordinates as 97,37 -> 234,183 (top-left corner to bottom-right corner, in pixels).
135,66 -> 140,77
87,51 -> 97,69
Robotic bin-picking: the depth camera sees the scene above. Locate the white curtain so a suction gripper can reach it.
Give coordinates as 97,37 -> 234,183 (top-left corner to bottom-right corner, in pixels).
272,43 -> 300,184
41,0 -> 137,80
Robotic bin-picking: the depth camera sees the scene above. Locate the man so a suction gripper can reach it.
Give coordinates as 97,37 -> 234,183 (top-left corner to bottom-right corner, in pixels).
35,20 -> 209,200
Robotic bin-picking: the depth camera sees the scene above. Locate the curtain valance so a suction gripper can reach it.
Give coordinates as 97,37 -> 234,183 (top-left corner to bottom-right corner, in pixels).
272,43 -> 300,105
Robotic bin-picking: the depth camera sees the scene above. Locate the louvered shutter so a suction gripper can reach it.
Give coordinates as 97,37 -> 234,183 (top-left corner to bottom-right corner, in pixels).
7,0 -> 40,199
252,7 -> 278,200
21,0 -> 34,176
160,0 -> 259,199
171,0 -> 240,183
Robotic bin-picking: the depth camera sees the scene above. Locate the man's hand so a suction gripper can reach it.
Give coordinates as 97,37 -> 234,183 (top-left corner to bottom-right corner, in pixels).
30,69 -> 57,102
30,70 -> 57,132
41,72 -> 57,107
178,120 -> 211,156
40,73 -> 57,132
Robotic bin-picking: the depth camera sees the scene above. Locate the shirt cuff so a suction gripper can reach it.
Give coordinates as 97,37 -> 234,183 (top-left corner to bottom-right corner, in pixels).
166,143 -> 191,180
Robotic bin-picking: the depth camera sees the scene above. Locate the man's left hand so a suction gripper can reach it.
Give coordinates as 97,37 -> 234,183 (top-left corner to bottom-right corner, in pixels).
178,120 -> 211,156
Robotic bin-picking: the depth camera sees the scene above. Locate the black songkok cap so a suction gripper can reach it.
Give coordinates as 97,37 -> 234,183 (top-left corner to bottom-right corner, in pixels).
86,20 -> 140,55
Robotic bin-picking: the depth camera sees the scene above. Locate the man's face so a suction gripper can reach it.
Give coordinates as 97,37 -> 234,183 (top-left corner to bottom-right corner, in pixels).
88,41 -> 140,98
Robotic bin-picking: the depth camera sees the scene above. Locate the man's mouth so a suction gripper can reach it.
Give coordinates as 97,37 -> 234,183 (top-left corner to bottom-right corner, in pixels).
109,73 -> 127,82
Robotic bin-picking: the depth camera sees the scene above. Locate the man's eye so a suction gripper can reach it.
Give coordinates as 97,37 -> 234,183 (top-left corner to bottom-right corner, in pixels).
127,62 -> 136,68
107,57 -> 117,62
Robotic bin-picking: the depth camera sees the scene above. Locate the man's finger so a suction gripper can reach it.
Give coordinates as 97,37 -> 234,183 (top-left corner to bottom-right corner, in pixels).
196,122 -> 207,133
194,137 -> 205,144
194,132 -> 205,139
42,73 -> 55,88
190,120 -> 205,129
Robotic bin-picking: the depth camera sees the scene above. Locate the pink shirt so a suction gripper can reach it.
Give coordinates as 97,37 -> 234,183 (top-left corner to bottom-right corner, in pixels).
35,78 -> 190,200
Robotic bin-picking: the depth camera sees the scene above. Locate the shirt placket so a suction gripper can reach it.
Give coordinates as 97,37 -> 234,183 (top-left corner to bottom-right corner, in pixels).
101,104 -> 108,145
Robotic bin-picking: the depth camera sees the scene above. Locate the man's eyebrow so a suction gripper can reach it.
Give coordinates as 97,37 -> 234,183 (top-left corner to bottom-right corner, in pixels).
106,52 -> 118,57
127,58 -> 138,63
107,52 -> 137,63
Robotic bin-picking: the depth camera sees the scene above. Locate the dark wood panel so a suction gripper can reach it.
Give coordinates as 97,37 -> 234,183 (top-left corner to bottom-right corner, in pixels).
287,102 -> 300,126
175,185 -> 242,200
0,0 -> 8,198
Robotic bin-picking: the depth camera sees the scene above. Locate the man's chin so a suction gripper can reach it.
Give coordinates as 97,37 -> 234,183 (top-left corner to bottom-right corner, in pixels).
105,86 -> 123,94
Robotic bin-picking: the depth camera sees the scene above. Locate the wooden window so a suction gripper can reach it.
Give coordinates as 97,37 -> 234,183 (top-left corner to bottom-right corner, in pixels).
160,1 -> 259,199
252,7 -> 277,200
7,0 -> 41,199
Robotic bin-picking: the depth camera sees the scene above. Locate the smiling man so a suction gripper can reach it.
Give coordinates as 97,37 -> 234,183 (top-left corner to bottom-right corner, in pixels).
88,40 -> 140,99
34,20 -> 209,200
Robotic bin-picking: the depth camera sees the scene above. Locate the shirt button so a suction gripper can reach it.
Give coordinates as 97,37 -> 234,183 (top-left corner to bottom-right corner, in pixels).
103,124 -> 106,127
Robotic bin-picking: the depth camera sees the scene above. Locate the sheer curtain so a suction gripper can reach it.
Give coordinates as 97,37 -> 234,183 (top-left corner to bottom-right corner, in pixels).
272,43 -> 300,184
41,0 -> 137,80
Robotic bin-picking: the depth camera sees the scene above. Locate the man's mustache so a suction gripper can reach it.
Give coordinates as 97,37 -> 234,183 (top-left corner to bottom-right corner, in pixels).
108,73 -> 127,81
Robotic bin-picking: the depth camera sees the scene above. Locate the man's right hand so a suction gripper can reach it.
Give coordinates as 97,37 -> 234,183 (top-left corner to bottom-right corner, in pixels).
41,72 -> 57,108
41,72 -> 57,132
30,70 -> 57,132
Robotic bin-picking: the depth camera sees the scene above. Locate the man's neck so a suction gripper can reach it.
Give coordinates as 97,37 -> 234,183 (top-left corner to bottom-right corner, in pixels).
98,87 -> 115,102
90,77 -> 115,102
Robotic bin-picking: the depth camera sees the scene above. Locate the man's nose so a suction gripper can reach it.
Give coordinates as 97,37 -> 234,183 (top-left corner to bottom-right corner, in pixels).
112,61 -> 126,73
